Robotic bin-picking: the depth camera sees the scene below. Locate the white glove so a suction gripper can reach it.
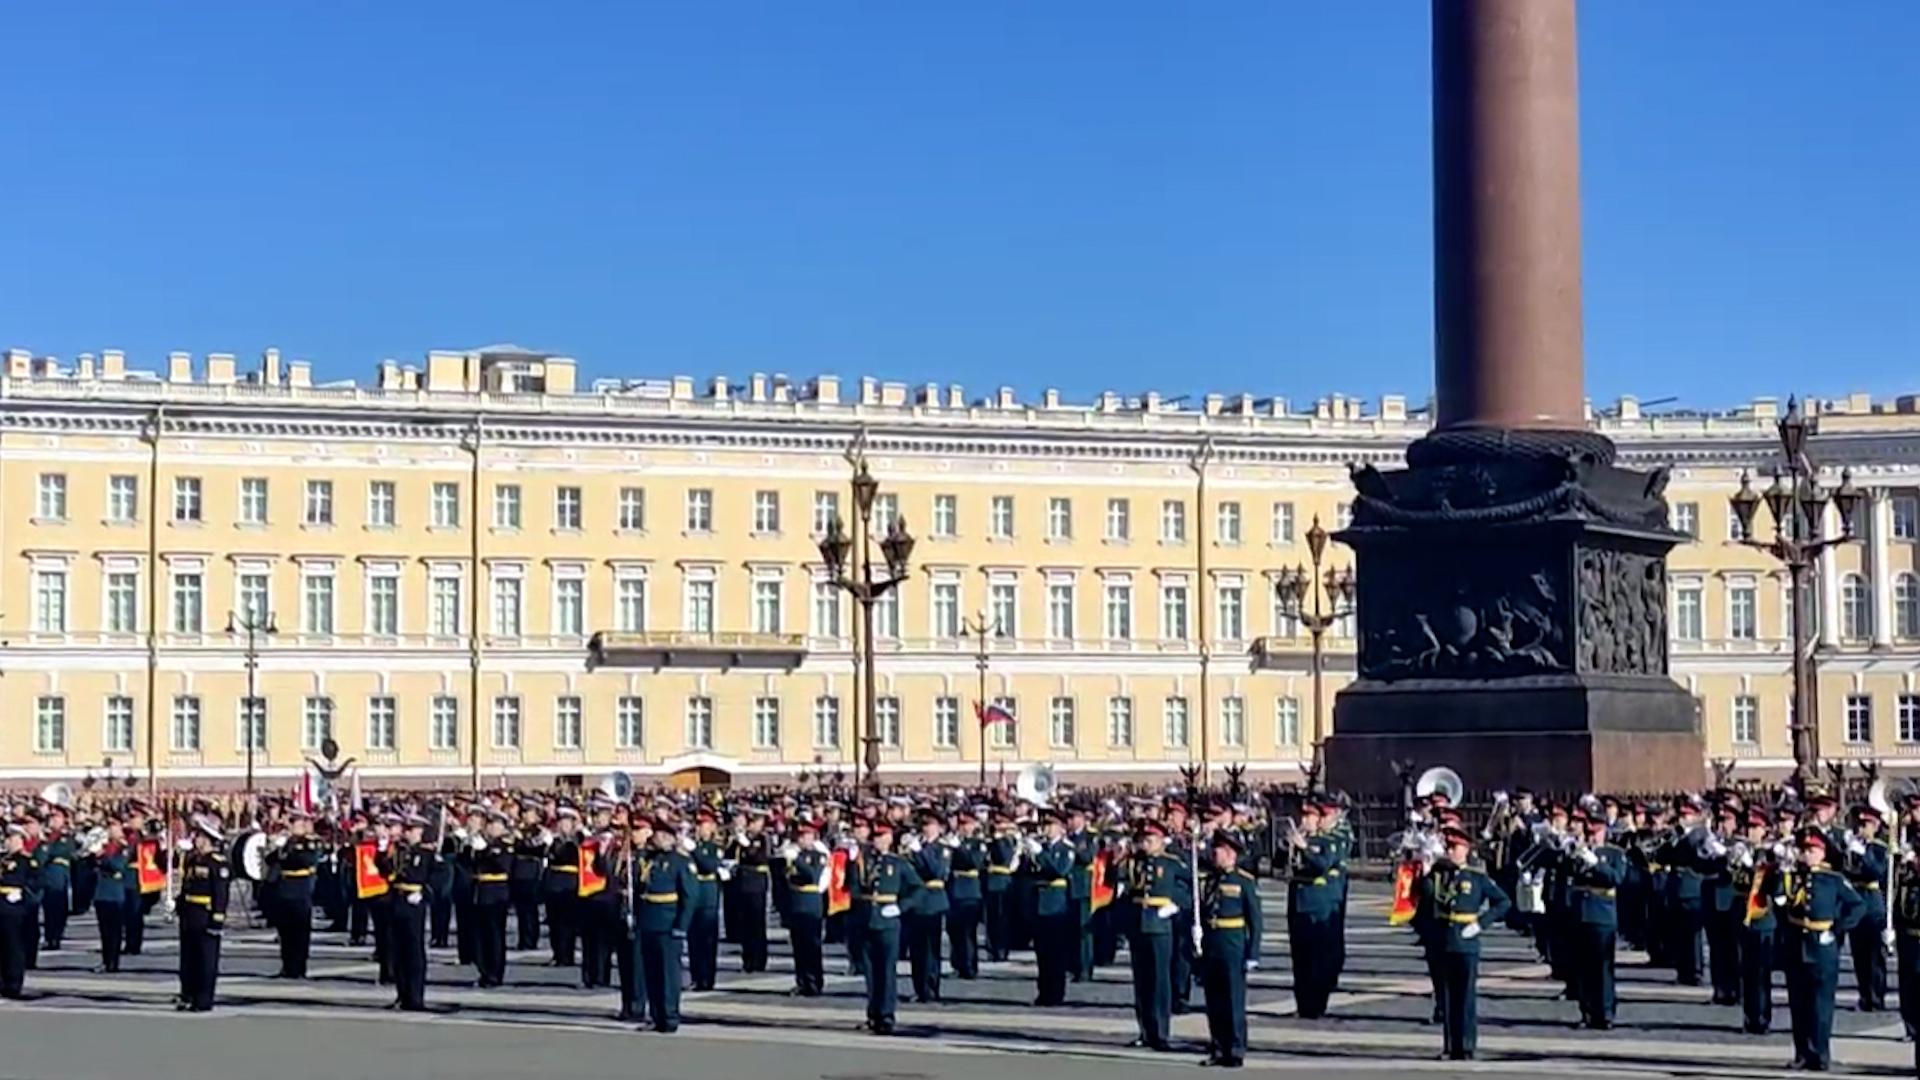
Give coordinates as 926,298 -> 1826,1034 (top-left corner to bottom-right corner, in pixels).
1578,848 -> 1599,867
1819,930 -> 1835,947
4,892 -> 18,905
1460,922 -> 1481,940
1156,904 -> 1179,921
717,867 -> 732,883
1737,850 -> 1755,869
1704,838 -> 1727,859
1848,839 -> 1867,857
407,891 -> 423,906
1772,895 -> 1788,907
881,903 -> 901,918
1882,928 -> 1897,949
810,840 -> 829,856
1245,959 -> 1259,972
906,836 -> 923,854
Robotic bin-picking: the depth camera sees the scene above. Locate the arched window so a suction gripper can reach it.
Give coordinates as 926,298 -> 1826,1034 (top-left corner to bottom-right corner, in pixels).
1841,573 -> 1874,642
1895,573 -> 1920,640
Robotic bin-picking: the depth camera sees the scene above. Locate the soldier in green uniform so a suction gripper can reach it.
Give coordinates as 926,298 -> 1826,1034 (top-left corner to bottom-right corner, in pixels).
946,811 -> 986,979
984,813 -> 1018,962
1121,820 -> 1186,1051
1199,829 -> 1262,1068
635,816 -> 697,1032
1843,806 -> 1890,1011
1414,827 -> 1511,1062
1,821 -> 39,998
175,817 -> 232,1013
1567,811 -> 1627,1029
1732,808 -> 1782,1034
89,823 -> 131,973
1066,806 -> 1097,981
1165,801 -> 1196,1013
1780,829 -> 1864,1072
859,820 -> 924,1034
687,809 -> 725,991
783,818 -> 831,996
1322,797 -> 1354,992
1892,798 -> 1920,1048
1285,801 -> 1342,1020
1031,810 -> 1078,1006
904,811 -> 951,1003
35,808 -> 73,954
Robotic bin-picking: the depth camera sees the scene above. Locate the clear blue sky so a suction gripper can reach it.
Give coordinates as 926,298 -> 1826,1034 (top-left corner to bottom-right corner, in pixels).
3,2 -> 1915,409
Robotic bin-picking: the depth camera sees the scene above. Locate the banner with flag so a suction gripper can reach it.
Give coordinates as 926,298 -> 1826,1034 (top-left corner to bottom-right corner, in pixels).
1745,867 -> 1773,926
827,848 -> 853,916
355,841 -> 389,900
579,837 -> 608,899
1388,859 -> 1419,926
975,701 -> 1016,728
136,837 -> 167,895
1090,850 -> 1116,912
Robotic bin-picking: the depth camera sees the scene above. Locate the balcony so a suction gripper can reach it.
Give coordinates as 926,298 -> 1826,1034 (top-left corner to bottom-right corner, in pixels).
587,630 -> 807,672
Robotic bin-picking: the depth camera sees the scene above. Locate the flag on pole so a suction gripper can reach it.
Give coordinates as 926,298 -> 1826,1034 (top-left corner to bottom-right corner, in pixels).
975,701 -> 1016,728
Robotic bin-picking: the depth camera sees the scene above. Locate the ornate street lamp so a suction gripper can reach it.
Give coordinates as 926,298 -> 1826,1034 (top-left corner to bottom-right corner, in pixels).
820,455 -> 914,790
1273,515 -> 1356,787
226,608 -> 278,794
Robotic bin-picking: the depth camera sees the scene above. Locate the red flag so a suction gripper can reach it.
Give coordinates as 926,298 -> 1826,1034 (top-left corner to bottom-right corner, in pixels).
975,701 -> 1016,728
1388,859 -> 1419,926
579,837 -> 608,899
827,849 -> 853,916
136,838 -> 167,895
1090,850 -> 1116,912
355,841 -> 389,900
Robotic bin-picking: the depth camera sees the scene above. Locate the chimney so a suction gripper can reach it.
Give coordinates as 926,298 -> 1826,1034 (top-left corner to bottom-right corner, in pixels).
1043,388 -> 1061,410
772,374 -> 792,403
917,383 -> 941,407
1381,394 -> 1407,421
77,353 -> 97,380
1204,393 -> 1224,417
168,352 -> 194,383
812,375 -> 840,404
1101,391 -> 1121,413
860,377 -> 879,406
101,350 -> 126,381
880,381 -> 907,406
287,360 -> 312,388
996,386 -> 1016,409
1144,391 -> 1161,412
671,376 -> 696,401
1616,395 -> 1641,421
710,375 -> 730,400
206,353 -> 237,385
749,374 -> 767,402
378,360 -> 401,389
262,348 -> 282,385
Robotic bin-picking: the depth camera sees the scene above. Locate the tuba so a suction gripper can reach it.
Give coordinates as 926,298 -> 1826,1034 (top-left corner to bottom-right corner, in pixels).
40,782 -> 75,810
598,771 -> 635,803
1015,763 -> 1057,808
1414,766 -> 1463,805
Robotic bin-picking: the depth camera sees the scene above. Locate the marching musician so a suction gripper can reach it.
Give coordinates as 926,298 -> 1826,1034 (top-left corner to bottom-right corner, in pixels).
125,803 -> 161,957
1066,805 -> 1097,982
782,817 -> 831,997
35,806 -> 73,954
904,810 -> 952,1004
1165,800 -> 1196,1013
1,820 -> 38,999
467,809 -> 514,988
946,811 -> 986,980
1894,797 -> 1920,1046
1732,808 -> 1783,1035
175,816 -> 232,1013
1567,810 -> 1627,1030
1660,795 -> 1709,988
687,809 -> 725,992
545,804 -> 583,968
984,811 -> 1019,962
857,819 -> 924,1035
1200,828 -> 1262,1069
385,813 -> 435,1012
366,814 -> 399,985
579,797 -> 620,991
510,803 -> 547,952
89,821 -> 131,974
608,816 -> 649,1021
436,807 -> 480,957
1029,809 -> 1078,1008
267,808 -> 323,979
1842,805 -> 1890,1012
728,808 -> 773,974
1121,818 -> 1186,1052
635,816 -> 697,1033
1779,828 -> 1864,1072
1286,799 -> 1341,1020
841,815 -> 873,979
1413,826 -> 1512,1062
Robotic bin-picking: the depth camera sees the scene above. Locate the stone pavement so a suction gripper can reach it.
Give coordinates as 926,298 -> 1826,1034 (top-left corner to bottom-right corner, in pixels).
1,881 -> 1914,1078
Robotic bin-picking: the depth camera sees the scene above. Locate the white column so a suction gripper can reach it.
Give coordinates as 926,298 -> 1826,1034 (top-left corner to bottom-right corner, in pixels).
1872,487 -> 1895,648
1819,501 -> 1841,648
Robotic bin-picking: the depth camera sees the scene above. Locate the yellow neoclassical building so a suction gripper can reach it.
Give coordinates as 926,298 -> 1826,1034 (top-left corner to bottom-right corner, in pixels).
1,343 -> 1918,790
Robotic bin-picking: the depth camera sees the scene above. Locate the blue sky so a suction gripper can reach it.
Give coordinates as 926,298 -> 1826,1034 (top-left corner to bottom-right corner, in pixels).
2,2 -> 1914,409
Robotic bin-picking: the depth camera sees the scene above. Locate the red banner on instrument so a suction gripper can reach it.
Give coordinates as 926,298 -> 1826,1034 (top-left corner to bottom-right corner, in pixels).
1388,859 -> 1418,925
827,848 -> 852,916
1090,850 -> 1115,912
136,838 -> 166,895
355,841 -> 389,900
579,838 -> 608,898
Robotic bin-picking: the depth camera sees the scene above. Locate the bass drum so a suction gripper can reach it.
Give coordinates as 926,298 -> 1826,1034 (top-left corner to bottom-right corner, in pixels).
231,830 -> 271,882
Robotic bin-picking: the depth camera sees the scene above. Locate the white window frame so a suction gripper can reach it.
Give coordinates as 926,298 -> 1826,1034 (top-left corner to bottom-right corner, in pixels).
554,485 -> 583,531
1047,497 -> 1073,541
1216,501 -> 1242,545
684,567 -> 718,635
1731,695 -> 1759,746
1270,501 -> 1295,545
490,565 -> 525,638
36,472 -> 67,521
685,695 -> 714,750
34,695 -> 66,754
170,694 -> 202,752
104,695 -> 135,753
1048,695 -> 1076,748
107,474 -> 139,523
429,695 -> 459,751
301,696 -> 335,751
1160,499 -> 1186,543
1105,498 -> 1130,542
811,694 -> 841,750
930,575 -> 961,640
615,696 -> 644,749
752,696 -> 781,749
1102,574 -> 1133,642
933,696 -> 960,749
753,491 -> 781,535
1164,696 -> 1190,750
430,481 -> 459,529
491,695 -> 523,749
239,477 -> 268,525
932,494 -> 958,539
554,695 -> 583,750
551,566 -> 587,638
685,489 -> 714,533
751,573 -> 784,635
303,479 -> 334,527
618,486 -> 646,532
172,476 -> 204,523
990,495 -> 1015,540
1106,695 -> 1134,748
493,484 -> 522,530
367,696 -> 398,752
368,479 -> 398,528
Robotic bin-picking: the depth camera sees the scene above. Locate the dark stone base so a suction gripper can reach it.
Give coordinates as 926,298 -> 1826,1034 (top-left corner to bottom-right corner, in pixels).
1328,674 -> 1705,798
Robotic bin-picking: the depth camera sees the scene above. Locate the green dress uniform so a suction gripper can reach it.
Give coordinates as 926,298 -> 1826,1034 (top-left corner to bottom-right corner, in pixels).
1286,831 -> 1342,1019
1413,860 -> 1512,1061
1031,837 -> 1078,1006
785,841 -> 830,996
634,847 -> 698,1032
1122,851 -> 1189,1049
1200,863 -> 1264,1067
1068,828 -> 1097,979
688,837 -> 724,990
858,848 -> 925,1033
34,833 -> 73,951
984,832 -> 1018,961
1567,841 -> 1628,1028
0,844 -> 39,998
905,838 -> 951,1003
1780,863 -> 1865,1071
176,846 -> 232,1012
1326,816 -> 1354,991
1843,835 -> 1890,1011
948,835 -> 986,979
1168,830 -> 1197,1011
1732,847 -> 1782,1034
91,844 -> 131,973
1892,850 -> 1920,1046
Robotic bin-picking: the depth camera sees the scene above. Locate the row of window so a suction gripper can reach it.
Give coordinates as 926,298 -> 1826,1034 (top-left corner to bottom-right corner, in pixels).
31,471 -> 1348,546
27,563 -> 1342,644
1671,496 -> 1920,543
25,691 -> 1299,755
1723,692 -> 1920,746
1672,574 -> 1920,643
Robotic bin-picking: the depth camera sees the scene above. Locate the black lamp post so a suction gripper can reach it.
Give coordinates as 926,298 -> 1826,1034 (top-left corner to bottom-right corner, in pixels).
1727,397 -> 1863,788
1273,515 -> 1356,786
226,608 -> 278,794
819,457 -> 914,790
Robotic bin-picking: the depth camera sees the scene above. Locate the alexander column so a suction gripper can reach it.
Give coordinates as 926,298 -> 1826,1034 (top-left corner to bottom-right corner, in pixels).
1327,0 -> 1705,797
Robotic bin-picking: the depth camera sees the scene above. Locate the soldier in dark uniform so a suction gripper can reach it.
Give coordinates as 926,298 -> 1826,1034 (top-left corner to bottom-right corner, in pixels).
608,817 -> 648,1021
90,823 -> 131,974
1732,808 -> 1782,1034
509,804 -> 545,952
859,820 -> 924,1034
728,809 -> 773,974
545,806 -> 583,967
1567,811 -> 1627,1029
468,811 -> 514,988
946,811 -> 986,979
438,808 -> 481,957
18,814 -> 43,971
1699,804 -> 1743,1007
783,818 -> 831,996
1661,796 -> 1709,986
905,811 -> 951,1003
1413,827 -> 1511,1062
175,816 -> 232,1012
1122,819 -> 1186,1052
1065,806 -> 1096,981
125,807 -> 160,956
1285,801 -> 1342,1020
1780,829 -> 1864,1072
367,816 -> 399,985
35,808 -> 73,953
387,814 -> 435,1012
1892,798 -> 1920,1048
1843,806 -> 1890,1011
984,813 -> 1018,962
579,799 -> 620,990
686,810 -> 724,991
1199,829 -> 1262,1069
1031,810 -> 1078,1007
1322,798 -> 1354,993
1165,801 -> 1198,1013
636,817 -> 697,1033
267,808 -> 323,978
842,816 -> 872,978
1,821 -> 40,998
